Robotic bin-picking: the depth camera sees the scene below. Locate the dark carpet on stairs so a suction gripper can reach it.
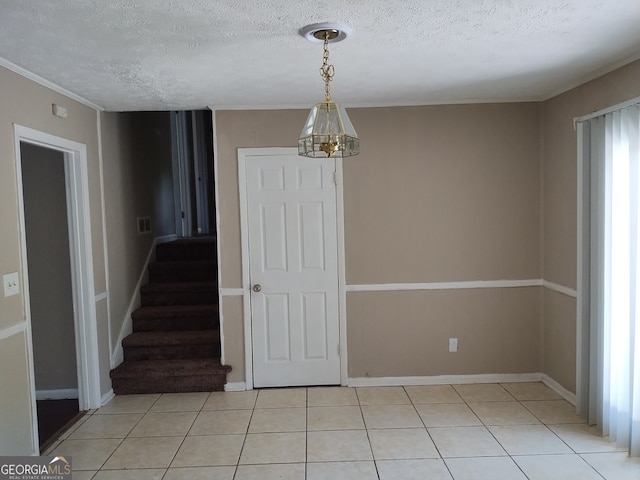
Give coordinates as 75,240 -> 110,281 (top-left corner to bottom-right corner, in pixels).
110,237 -> 231,395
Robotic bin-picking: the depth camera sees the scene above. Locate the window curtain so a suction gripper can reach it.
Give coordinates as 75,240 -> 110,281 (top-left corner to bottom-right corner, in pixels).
578,104 -> 640,456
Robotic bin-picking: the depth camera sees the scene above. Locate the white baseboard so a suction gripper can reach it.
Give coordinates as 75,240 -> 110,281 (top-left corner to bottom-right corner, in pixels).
225,382 -> 247,392
345,373 -> 543,387
541,374 -> 576,405
101,389 -> 115,406
36,389 -> 79,400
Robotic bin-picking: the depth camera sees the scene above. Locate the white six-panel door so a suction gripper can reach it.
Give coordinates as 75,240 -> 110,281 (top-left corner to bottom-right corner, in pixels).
245,151 -> 340,388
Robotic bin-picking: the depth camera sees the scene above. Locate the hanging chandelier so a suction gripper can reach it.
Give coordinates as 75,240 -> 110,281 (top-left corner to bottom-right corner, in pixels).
298,23 -> 359,158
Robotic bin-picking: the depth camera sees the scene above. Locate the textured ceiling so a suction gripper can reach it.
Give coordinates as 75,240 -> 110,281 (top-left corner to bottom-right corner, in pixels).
1,0 -> 639,111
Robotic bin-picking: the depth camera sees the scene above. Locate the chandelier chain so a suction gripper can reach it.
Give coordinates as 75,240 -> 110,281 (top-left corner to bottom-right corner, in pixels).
319,31 -> 334,101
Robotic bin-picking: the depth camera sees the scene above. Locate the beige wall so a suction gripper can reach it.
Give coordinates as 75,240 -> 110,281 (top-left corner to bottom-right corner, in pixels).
541,59 -> 640,392
101,111 -> 175,353
222,296 -> 245,384
348,288 -> 541,377
216,103 -> 542,381
344,104 -> 541,284
0,332 -> 35,454
0,65 -> 104,454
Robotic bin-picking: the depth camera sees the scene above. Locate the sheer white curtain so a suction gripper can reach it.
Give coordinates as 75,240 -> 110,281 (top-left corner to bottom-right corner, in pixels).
579,104 -> 640,456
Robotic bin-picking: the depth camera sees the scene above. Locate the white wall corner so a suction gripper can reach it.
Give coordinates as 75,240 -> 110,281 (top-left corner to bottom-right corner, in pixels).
224,382 -> 247,392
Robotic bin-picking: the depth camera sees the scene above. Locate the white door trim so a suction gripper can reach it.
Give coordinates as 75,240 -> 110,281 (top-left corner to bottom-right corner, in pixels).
14,125 -> 101,450
237,147 -> 347,389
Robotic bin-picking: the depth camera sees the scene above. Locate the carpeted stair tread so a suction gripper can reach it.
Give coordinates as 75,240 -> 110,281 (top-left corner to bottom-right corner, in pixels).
140,281 -> 217,293
155,238 -> 216,262
148,261 -> 217,282
110,358 -> 231,378
140,281 -> 217,306
132,304 -> 218,320
123,330 -> 219,347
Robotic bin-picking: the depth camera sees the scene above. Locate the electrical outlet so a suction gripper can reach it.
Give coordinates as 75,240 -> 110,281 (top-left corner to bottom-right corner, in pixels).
448,337 -> 458,352
3,272 -> 19,297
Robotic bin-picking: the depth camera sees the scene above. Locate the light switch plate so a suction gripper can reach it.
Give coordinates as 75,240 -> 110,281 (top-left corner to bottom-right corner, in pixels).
448,337 -> 458,352
3,272 -> 19,297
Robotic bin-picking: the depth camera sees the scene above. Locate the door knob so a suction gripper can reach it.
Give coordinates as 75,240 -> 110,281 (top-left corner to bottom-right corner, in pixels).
252,284 -> 262,292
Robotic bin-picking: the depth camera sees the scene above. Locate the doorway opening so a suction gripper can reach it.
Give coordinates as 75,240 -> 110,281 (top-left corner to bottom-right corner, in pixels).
14,125 -> 101,453
20,143 -> 81,449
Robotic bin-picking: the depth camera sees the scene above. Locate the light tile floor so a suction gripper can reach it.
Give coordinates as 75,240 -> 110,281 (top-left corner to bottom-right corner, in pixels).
45,382 -> 640,479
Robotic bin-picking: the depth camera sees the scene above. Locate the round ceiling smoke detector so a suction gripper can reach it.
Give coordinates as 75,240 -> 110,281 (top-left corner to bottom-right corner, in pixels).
299,22 -> 352,43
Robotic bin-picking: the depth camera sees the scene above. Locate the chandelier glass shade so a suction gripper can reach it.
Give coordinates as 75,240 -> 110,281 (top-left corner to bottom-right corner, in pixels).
298,24 -> 359,158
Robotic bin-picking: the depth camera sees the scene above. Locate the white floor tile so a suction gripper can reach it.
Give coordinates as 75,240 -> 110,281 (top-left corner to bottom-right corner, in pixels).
102,437 -> 182,469
522,400 -> 585,424
307,461 -> 378,480
581,451 -> 640,480
172,434 -> 244,467
376,459 -> 453,480
234,463 -> 305,480
368,428 -> 439,460
489,425 -> 572,455
248,406 -> 306,432
405,385 -> 464,404
356,387 -> 411,405
308,386 -> 358,406
307,429 -> 373,462
513,453 -> 603,480
150,392 -> 209,412
549,423 -> 625,453
362,404 -> 423,429
239,432 -> 306,464
453,384 -> 515,402
307,405 -> 365,430
500,382 -> 562,401
428,426 -> 507,458
163,466 -> 236,480
92,469 -> 166,480
189,409 -> 252,435
202,390 -> 257,410
96,394 -> 160,414
255,388 -> 307,408
51,384 -> 640,480
416,403 -> 482,427
445,456 -> 528,480
468,401 -> 540,425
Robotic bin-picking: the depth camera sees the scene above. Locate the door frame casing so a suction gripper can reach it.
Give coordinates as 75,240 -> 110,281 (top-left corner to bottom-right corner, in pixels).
237,147 -> 348,390
14,125 -> 101,450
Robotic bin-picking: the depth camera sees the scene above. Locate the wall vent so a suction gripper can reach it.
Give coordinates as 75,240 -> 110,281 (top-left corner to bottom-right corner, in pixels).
137,216 -> 151,235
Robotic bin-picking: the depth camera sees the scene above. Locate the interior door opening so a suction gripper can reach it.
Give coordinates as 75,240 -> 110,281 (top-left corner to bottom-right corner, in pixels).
15,125 -> 101,455
20,143 -> 81,450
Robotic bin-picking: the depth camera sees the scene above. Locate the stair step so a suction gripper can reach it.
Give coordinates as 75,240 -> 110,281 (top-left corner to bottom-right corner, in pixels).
110,358 -> 231,394
148,261 -> 217,283
123,330 -> 220,360
140,282 -> 217,306
156,238 -> 216,262
132,305 -> 218,331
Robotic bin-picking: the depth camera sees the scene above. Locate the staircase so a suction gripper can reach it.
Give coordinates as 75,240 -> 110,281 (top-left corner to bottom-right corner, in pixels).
110,238 -> 231,394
